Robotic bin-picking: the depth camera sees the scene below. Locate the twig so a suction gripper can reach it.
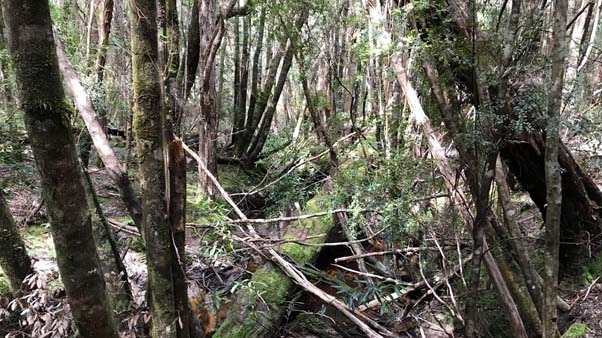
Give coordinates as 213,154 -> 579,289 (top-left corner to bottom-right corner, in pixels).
332,264 -> 412,286
20,197 -> 45,226
582,276 -> 600,302
108,219 -> 140,236
336,251 -> 398,263
229,208 -> 366,224
269,225 -> 389,247
431,232 -> 462,321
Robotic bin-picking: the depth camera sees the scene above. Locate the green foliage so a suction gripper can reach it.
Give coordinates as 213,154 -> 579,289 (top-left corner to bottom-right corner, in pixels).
23,224 -> 54,257
50,4 -> 84,67
580,252 -> 602,284
187,186 -> 236,261
561,323 -> 588,338
261,138 -> 327,217
332,148 -> 432,241
332,278 -> 403,315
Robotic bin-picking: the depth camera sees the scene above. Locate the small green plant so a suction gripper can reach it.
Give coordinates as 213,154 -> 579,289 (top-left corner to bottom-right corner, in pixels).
580,253 -> 602,284
561,323 -> 588,338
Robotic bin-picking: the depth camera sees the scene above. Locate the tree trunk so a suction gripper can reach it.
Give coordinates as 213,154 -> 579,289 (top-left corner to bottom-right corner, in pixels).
494,157 -> 544,317
167,139 -> 193,338
3,1 -> 119,337
55,35 -> 144,232
94,0 -> 114,84
129,0 -> 178,336
245,10 -> 309,164
198,0 -> 220,198
236,6 -> 265,157
392,56 -> 528,338
543,0 -> 568,335
421,0 -> 602,272
0,189 -> 32,294
161,0 -> 181,133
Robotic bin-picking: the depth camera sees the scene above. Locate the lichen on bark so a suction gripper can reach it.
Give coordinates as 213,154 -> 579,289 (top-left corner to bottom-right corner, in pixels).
129,0 -> 178,337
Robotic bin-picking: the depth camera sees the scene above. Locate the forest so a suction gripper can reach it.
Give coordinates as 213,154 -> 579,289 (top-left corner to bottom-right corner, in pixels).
0,0 -> 602,337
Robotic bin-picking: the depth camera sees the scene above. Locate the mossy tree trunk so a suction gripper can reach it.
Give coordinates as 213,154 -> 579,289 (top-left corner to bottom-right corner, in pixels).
129,0 -> 178,337
2,1 -> 119,337
0,189 -> 32,294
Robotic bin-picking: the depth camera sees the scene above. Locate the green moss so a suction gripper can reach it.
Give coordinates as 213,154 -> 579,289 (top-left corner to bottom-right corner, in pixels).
561,323 -> 588,338
279,196 -> 333,264
218,164 -> 258,193
213,264 -> 292,338
23,224 -> 54,257
250,265 -> 291,305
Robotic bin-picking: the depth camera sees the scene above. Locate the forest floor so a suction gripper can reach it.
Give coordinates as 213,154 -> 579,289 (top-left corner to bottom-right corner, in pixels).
2,137 -> 602,337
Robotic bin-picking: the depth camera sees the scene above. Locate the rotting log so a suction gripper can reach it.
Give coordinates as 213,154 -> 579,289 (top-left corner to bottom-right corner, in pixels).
182,141 -> 389,338
213,191 -> 335,338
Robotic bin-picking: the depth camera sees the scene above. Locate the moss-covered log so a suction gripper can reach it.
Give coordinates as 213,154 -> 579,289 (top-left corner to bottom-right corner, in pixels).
2,1 -> 119,337
129,0 -> 178,336
214,191 -> 335,338
0,189 -> 32,294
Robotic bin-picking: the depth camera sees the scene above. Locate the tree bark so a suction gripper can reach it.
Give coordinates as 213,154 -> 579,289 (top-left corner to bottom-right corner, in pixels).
0,189 -> 32,294
94,0 -> 114,84
129,0 -> 178,336
3,1 -> 119,337
167,139 -> 193,338
543,0 -> 568,335
236,6 -> 265,157
198,0 -> 220,198
245,10 -> 309,164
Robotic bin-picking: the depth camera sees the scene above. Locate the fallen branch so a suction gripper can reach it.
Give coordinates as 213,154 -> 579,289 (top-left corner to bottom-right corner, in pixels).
332,264 -> 412,286
19,197 -> 45,227
229,208 -> 364,224
181,139 -> 395,338
54,30 -> 143,231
